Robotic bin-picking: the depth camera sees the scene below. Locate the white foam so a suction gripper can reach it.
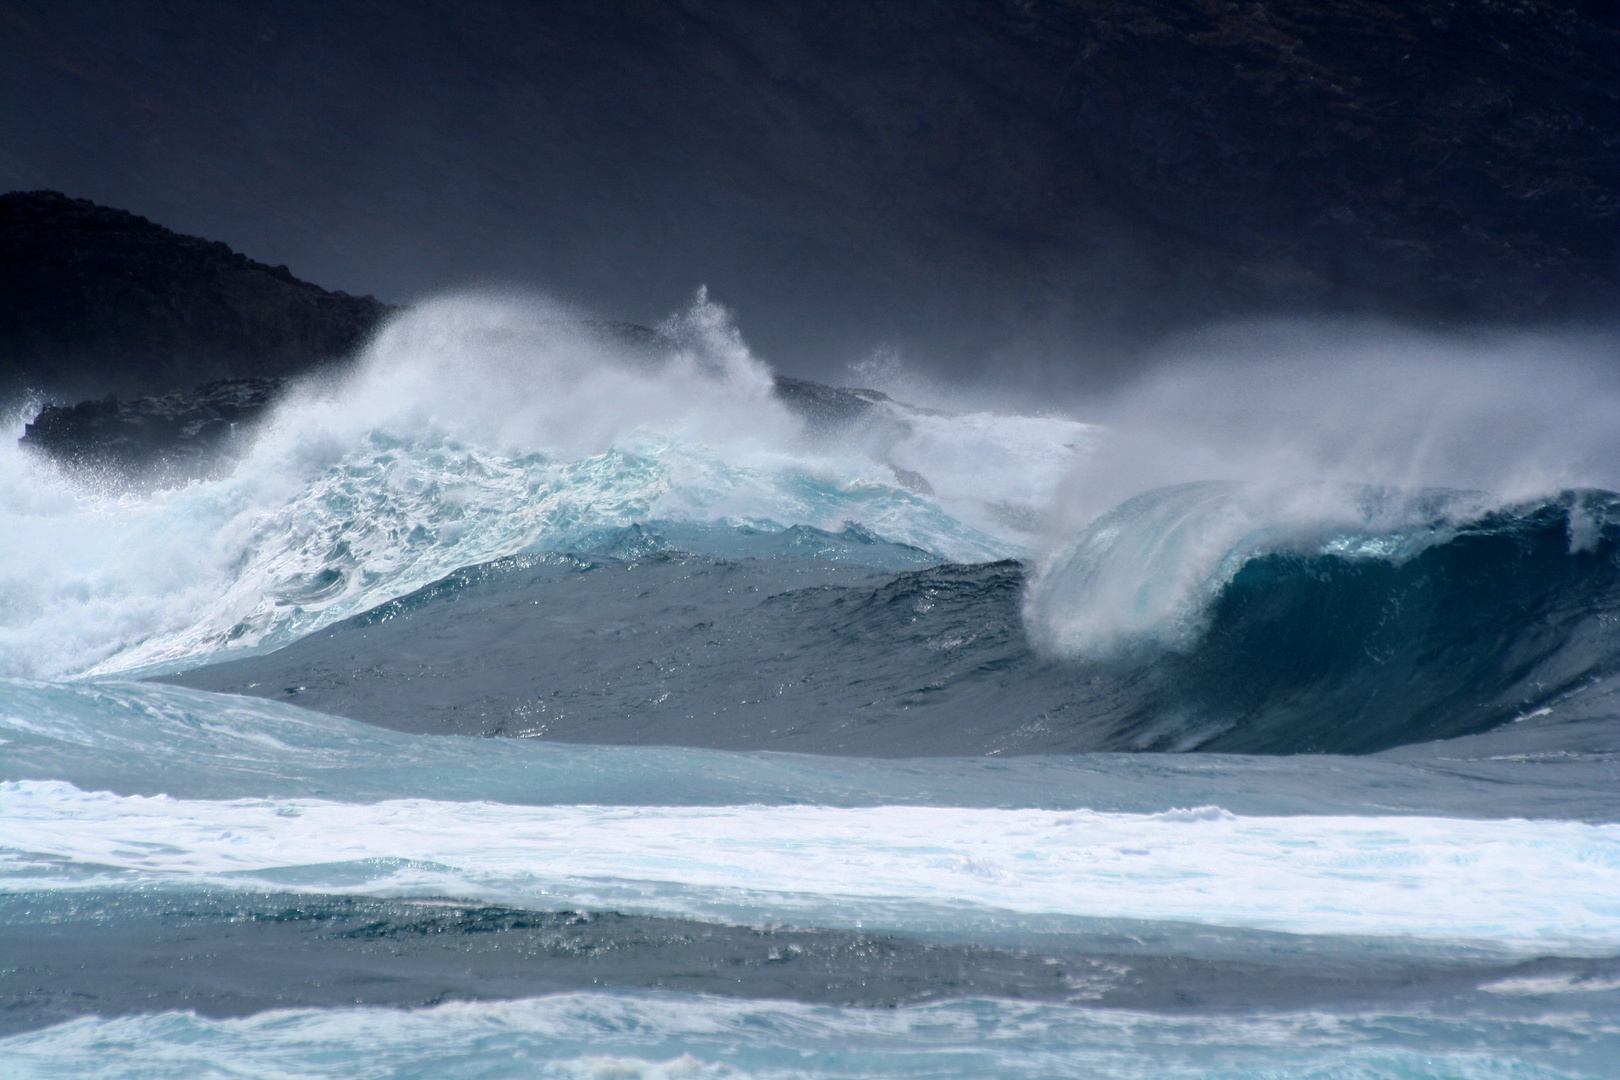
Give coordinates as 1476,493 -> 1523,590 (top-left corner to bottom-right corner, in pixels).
4,780 -> 1617,951
0,991 -> 1600,1080
1478,973 -> 1620,995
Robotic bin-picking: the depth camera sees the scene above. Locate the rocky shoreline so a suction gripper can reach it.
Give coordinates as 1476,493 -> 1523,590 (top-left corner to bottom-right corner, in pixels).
18,377 -> 287,483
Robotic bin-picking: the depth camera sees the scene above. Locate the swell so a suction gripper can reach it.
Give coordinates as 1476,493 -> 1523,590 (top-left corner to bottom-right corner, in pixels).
161,549 -> 1048,755
166,490 -> 1620,755
7,889 -> 1615,1038
10,990 -> 1615,1080
5,678 -> 1618,819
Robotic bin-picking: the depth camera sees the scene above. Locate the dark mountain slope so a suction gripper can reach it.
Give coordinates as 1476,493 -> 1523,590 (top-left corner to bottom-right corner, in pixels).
0,190 -> 391,399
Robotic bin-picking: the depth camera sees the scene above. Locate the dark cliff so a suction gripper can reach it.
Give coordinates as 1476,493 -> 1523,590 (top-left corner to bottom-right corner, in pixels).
0,191 -> 392,400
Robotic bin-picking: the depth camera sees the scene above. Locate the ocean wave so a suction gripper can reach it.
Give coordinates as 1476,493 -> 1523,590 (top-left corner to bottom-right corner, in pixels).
1027,481 -> 1499,657
6,297 -> 1620,764
1020,483 -> 1620,752
150,484 -> 1620,755
0,295 -> 1084,680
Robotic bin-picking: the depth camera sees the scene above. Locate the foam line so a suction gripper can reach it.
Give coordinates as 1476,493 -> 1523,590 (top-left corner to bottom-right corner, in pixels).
2,991 -> 1609,1080
4,780 -> 1618,950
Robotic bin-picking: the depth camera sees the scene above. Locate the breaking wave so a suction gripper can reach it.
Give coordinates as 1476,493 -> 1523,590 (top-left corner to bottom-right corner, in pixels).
0,293 -> 1085,679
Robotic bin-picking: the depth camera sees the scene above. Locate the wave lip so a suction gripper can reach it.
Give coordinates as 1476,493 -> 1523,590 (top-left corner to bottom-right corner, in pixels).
1026,481 -> 1488,658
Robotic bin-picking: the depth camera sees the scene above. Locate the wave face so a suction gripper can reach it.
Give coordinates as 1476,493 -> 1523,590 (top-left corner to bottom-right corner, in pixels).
5,302 -> 1620,1076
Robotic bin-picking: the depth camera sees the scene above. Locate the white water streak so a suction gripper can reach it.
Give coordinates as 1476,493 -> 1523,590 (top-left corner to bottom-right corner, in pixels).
2,992 -> 1597,1080
4,781 -> 1618,950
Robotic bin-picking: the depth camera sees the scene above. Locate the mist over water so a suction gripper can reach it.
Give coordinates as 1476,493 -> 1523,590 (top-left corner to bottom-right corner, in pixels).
1050,325 -> 1620,524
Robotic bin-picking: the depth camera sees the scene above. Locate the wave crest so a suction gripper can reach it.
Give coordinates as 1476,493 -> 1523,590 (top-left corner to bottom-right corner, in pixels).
1028,483 -> 1620,752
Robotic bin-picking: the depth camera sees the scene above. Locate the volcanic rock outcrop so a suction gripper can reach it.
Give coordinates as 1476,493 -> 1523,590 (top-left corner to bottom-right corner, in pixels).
18,377 -> 287,483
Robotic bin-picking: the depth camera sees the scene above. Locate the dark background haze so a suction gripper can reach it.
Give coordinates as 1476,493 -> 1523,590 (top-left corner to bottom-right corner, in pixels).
4,0 -> 1618,384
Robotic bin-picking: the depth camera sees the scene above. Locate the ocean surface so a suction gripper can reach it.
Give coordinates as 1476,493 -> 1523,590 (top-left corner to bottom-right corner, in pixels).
4,296 -> 1620,1078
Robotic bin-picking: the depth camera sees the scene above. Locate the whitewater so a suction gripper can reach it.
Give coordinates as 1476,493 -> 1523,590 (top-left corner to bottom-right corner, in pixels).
4,294 -> 1620,1078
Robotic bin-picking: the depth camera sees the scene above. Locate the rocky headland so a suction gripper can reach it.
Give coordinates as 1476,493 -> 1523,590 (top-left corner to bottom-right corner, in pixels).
17,377 -> 288,483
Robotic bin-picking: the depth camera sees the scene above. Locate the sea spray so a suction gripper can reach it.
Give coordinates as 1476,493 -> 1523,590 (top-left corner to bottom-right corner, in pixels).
0,293 -> 1070,680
